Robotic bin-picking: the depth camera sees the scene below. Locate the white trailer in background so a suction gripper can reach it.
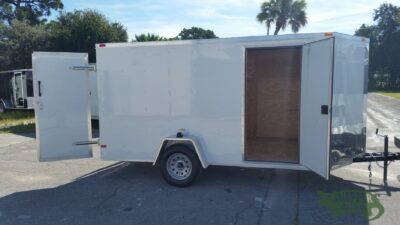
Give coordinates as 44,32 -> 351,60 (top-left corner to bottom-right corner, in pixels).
32,33 -> 369,186
0,69 -> 35,112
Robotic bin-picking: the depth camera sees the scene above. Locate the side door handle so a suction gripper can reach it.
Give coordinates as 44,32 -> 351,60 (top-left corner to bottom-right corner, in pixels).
321,105 -> 329,115
38,81 -> 42,97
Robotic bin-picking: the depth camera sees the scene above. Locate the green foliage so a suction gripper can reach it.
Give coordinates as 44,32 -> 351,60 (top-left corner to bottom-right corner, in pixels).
178,27 -> 218,40
257,1 -> 277,35
374,3 -> 400,36
0,123 -> 35,133
355,3 -> 400,90
166,36 -> 180,41
134,33 -> 167,42
134,27 -> 217,42
0,22 -> 10,67
0,20 -> 51,70
0,9 -> 128,69
257,0 -> 307,35
377,91 -> 400,100
0,110 -> 34,121
47,9 -> 128,62
0,111 -> 35,134
0,0 -> 63,25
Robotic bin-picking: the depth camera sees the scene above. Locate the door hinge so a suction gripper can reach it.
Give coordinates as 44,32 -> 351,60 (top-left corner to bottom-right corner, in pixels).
74,140 -> 99,146
70,65 -> 96,71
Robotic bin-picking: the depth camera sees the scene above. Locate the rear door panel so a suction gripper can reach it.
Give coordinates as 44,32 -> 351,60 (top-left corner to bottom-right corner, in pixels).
33,52 -> 92,161
300,39 -> 334,179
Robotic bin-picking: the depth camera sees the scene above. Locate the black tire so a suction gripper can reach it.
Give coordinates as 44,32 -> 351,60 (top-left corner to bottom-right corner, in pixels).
160,144 -> 201,187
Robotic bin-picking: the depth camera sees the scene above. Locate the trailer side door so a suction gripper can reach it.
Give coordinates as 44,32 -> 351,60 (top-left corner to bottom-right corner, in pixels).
33,52 -> 93,161
300,38 -> 334,179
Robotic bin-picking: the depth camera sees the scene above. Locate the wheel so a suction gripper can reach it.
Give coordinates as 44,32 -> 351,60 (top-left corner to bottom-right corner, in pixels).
160,144 -> 201,187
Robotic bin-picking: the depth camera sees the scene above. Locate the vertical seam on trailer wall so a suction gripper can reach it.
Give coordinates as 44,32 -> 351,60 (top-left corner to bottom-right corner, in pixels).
85,66 -> 93,157
242,47 -> 247,161
327,37 -> 336,178
298,46 -> 304,164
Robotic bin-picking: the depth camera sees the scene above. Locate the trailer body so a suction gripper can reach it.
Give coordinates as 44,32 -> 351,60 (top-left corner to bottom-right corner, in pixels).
32,33 -> 369,180
0,69 -> 34,112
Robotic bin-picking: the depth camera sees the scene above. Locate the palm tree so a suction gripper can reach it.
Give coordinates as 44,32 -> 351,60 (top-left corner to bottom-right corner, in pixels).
134,33 -> 166,42
257,0 -> 307,35
256,1 -> 278,35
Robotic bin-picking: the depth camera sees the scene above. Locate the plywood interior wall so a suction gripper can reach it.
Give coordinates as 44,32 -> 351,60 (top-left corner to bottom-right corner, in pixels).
245,47 -> 301,162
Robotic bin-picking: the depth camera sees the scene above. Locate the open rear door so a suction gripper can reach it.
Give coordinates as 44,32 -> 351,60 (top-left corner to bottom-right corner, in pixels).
300,38 -> 334,179
32,52 -> 92,161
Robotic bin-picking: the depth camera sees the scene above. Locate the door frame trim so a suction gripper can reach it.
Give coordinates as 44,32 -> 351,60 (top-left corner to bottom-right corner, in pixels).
243,45 -> 303,163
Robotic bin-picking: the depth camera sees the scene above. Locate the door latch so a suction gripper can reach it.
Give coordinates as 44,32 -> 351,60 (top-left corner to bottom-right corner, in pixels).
321,105 -> 329,115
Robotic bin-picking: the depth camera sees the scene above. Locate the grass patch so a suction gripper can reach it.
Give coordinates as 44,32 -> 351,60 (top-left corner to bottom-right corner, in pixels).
377,91 -> 400,100
0,110 -> 34,120
0,123 -> 35,133
0,111 -> 35,133
0,111 -> 98,134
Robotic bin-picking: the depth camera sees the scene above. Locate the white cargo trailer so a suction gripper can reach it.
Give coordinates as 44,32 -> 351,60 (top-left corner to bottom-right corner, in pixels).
0,69 -> 34,112
32,33 -> 368,186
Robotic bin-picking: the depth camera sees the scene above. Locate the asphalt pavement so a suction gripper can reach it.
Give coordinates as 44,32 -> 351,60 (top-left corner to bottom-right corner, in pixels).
0,93 -> 399,225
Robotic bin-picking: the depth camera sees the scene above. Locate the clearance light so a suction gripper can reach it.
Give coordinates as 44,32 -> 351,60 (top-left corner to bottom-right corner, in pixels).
324,32 -> 333,37
99,43 -> 106,47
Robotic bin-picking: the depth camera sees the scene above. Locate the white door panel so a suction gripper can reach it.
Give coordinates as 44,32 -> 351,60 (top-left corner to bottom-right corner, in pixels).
300,39 -> 333,179
32,52 -> 92,161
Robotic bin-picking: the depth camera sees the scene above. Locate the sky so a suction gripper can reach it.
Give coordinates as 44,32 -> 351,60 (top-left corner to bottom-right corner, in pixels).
61,0 -> 400,40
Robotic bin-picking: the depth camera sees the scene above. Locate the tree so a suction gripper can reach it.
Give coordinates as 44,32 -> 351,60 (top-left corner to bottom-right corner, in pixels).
355,3 -> 400,90
257,0 -> 307,35
0,22 -> 11,69
374,3 -> 400,38
0,20 -> 51,70
0,0 -> 63,25
134,33 -> 166,42
356,24 -> 382,89
257,1 -> 278,35
178,27 -> 217,39
49,10 -> 128,62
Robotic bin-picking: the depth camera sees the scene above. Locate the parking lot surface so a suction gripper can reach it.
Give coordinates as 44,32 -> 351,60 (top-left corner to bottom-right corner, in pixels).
0,93 -> 400,225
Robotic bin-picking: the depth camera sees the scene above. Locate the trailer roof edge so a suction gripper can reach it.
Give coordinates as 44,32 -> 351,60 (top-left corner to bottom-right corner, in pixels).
0,69 -> 32,74
96,32 -> 366,48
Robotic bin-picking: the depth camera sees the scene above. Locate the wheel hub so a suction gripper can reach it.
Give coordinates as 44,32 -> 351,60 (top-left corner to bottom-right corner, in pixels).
166,153 -> 192,181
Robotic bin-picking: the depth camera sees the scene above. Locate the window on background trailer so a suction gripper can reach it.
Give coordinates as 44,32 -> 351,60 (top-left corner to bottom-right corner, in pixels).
26,72 -> 34,97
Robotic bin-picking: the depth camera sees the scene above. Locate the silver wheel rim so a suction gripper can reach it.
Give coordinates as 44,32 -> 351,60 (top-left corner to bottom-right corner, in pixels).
166,153 -> 192,180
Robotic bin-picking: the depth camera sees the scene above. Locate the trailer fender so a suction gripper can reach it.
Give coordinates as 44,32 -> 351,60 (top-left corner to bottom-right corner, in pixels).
153,135 -> 209,168
0,99 -> 13,109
